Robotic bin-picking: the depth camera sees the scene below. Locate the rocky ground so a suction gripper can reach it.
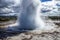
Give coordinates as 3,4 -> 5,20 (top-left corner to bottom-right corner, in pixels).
0,16 -> 60,40
6,32 -> 60,40
3,30 -> 60,40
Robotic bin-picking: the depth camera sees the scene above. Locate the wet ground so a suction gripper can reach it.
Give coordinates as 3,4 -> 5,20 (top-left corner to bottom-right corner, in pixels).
0,16 -> 60,40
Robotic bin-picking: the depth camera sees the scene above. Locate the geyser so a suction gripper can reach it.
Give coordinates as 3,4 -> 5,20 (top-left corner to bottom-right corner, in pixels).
0,0 -> 57,32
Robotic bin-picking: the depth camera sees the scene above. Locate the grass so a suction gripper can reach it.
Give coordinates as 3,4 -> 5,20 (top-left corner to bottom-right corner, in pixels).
0,16 -> 17,22
48,16 -> 60,20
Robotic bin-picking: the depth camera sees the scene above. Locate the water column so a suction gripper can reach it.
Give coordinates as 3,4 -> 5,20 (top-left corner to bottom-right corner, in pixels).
20,0 -> 36,30
20,0 -> 48,30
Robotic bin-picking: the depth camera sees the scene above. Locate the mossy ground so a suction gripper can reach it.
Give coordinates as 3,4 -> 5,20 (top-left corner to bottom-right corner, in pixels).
0,16 -> 17,22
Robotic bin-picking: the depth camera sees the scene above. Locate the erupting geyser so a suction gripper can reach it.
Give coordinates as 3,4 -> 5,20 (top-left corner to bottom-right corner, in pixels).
0,0 -> 57,32
19,0 -> 56,31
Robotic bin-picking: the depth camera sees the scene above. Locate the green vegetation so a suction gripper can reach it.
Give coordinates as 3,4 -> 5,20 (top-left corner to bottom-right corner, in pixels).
0,16 -> 17,22
48,16 -> 60,20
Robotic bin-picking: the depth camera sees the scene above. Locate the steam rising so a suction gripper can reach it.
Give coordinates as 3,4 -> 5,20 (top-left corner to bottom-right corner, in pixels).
0,0 -> 57,32
19,0 -> 56,31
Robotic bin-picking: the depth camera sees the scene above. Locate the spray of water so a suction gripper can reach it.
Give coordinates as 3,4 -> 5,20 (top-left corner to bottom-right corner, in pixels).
33,0 -> 46,30
33,0 -> 57,31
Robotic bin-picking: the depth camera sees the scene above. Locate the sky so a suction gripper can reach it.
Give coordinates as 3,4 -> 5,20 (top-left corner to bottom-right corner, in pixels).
41,0 -> 52,2
41,0 -> 60,16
